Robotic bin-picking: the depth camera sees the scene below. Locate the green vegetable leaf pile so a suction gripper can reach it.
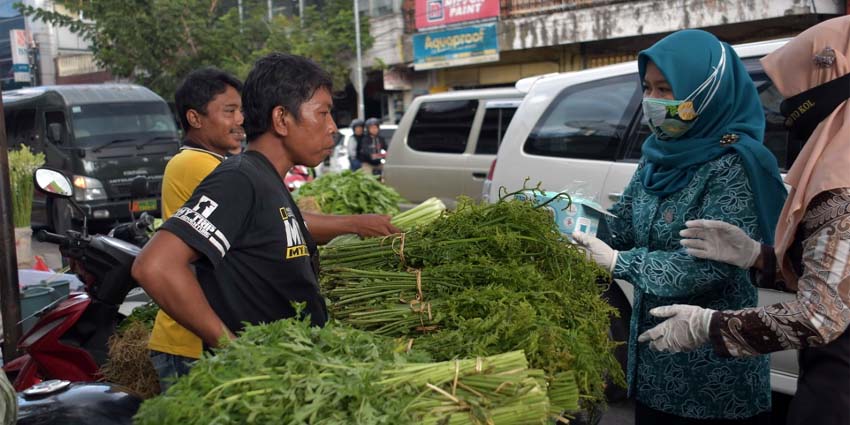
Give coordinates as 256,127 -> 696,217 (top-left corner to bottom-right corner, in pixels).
320,197 -> 623,406
134,317 -> 564,424
294,170 -> 406,215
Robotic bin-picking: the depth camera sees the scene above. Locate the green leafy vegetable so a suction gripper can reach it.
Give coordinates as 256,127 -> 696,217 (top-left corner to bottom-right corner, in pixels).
320,197 -> 622,407
294,170 -> 406,215
134,317 -> 567,424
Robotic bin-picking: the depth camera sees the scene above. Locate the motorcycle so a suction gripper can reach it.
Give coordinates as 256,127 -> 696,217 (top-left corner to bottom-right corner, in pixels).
284,165 -> 315,192
15,379 -> 141,425
3,168 -> 151,393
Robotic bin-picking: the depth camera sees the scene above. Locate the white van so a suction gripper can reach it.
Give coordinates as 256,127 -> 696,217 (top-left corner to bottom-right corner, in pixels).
486,38 -> 801,396
383,88 -> 523,206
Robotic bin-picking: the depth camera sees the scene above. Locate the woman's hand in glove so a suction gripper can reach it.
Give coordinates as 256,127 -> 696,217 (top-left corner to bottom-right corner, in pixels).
571,231 -> 618,273
637,304 -> 715,353
679,220 -> 761,269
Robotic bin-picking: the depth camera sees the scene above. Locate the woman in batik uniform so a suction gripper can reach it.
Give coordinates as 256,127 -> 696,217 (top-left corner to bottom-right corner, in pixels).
639,16 -> 850,425
572,29 -> 788,424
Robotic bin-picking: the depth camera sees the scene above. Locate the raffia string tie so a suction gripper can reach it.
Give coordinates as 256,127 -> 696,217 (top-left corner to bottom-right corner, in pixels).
426,383 -> 461,405
391,233 -> 407,265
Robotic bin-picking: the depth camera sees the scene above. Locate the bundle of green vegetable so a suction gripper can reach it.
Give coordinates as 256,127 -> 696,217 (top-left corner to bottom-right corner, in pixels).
134,317 -> 574,424
392,197 -> 446,231
8,146 -> 45,228
294,170 -> 406,215
320,197 -> 622,406
326,197 -> 447,247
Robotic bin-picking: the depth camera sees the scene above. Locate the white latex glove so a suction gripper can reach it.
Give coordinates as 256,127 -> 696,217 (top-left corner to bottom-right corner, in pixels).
571,231 -> 618,273
679,220 -> 760,269
637,304 -> 715,353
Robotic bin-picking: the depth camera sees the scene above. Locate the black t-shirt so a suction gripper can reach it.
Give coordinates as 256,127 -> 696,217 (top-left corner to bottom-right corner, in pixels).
160,150 -> 327,334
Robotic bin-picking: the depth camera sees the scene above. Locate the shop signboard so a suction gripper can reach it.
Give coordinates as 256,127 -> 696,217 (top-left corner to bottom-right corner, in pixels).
415,0 -> 499,30
412,23 -> 499,70
9,29 -> 31,83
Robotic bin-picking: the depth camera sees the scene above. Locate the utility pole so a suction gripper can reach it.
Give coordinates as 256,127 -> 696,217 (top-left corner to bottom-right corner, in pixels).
267,0 -> 273,21
0,92 -> 23,363
353,0 -> 365,120
238,0 -> 244,32
299,0 -> 304,26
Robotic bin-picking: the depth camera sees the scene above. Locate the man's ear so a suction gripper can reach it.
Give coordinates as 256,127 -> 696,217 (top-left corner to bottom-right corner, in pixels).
186,109 -> 203,129
272,106 -> 289,137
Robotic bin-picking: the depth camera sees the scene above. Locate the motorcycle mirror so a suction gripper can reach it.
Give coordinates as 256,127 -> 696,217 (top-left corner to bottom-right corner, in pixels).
129,176 -> 148,199
33,168 -> 74,198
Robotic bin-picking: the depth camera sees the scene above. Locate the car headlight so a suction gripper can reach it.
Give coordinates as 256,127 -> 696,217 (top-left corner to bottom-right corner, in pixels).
72,175 -> 107,201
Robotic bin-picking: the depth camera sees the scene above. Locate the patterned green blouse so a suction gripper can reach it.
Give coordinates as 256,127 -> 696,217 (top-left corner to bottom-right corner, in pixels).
603,153 -> 771,419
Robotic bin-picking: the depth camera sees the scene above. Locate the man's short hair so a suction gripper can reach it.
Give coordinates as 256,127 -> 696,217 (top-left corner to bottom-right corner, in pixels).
175,67 -> 243,131
242,53 -> 333,142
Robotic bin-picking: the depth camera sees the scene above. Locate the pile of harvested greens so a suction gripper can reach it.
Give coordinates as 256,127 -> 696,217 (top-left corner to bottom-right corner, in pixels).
102,302 -> 162,398
294,170 -> 406,215
134,317 -> 576,424
320,196 -> 622,407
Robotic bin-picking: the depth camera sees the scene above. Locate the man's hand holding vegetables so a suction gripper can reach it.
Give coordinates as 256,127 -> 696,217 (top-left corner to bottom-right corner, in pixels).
304,213 -> 398,243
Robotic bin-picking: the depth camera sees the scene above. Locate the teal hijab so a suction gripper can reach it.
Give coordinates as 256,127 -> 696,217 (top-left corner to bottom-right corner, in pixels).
638,30 -> 787,243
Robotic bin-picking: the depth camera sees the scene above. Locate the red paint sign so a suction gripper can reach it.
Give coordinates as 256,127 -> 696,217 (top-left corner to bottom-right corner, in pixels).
415,0 -> 499,30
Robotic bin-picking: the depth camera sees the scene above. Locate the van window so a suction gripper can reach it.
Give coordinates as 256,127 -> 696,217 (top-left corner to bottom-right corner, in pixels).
408,100 -> 478,154
525,74 -> 638,160
70,102 -> 178,144
5,109 -> 37,148
476,106 -> 517,154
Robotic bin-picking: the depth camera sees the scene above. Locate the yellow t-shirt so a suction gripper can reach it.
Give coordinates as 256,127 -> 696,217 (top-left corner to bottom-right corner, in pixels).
148,147 -> 224,358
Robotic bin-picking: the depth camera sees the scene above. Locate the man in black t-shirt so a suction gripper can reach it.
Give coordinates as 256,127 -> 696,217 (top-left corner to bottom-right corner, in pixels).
132,54 -> 389,347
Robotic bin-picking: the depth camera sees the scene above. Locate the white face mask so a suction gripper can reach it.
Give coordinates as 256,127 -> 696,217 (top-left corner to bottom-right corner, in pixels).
643,41 -> 727,140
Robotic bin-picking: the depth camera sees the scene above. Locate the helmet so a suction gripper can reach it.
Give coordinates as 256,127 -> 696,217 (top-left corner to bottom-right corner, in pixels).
365,118 -> 381,127
350,119 -> 365,129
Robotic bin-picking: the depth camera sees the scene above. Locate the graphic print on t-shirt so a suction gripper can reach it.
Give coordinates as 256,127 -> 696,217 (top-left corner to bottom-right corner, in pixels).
194,195 -> 218,218
172,195 -> 231,258
280,207 -> 308,259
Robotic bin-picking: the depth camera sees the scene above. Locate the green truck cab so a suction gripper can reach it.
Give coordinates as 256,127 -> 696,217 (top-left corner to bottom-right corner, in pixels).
3,84 -> 179,232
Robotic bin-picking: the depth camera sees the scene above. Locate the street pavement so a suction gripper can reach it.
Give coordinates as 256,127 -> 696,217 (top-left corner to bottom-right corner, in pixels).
31,236 -> 64,270
599,400 -> 635,425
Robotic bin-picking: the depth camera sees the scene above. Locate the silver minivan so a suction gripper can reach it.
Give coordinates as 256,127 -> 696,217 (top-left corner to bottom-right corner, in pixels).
384,88 -> 523,207
486,38 -> 800,396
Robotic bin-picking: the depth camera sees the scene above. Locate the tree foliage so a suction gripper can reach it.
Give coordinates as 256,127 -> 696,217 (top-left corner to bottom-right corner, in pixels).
17,0 -> 372,98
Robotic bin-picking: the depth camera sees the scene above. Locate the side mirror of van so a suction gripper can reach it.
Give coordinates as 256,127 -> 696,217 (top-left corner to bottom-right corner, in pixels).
47,123 -> 63,144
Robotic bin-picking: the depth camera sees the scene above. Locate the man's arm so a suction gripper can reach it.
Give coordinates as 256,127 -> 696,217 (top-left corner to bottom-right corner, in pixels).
132,230 -> 235,347
303,212 -> 400,244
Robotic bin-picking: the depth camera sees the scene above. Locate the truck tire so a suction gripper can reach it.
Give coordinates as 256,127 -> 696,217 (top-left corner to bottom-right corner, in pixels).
48,198 -> 73,236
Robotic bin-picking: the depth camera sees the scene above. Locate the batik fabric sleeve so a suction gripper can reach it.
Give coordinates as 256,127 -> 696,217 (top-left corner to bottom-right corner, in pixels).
710,188 -> 850,357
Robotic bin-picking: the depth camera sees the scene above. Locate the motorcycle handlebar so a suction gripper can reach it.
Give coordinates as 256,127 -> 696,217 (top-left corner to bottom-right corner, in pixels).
135,213 -> 155,230
36,229 -> 70,247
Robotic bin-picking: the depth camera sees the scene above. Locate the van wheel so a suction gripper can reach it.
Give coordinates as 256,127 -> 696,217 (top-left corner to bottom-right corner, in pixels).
601,280 -> 630,402
47,199 -> 73,267
48,198 -> 73,236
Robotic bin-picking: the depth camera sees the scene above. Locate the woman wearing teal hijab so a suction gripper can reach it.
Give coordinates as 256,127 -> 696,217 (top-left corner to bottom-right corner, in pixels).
573,30 -> 787,424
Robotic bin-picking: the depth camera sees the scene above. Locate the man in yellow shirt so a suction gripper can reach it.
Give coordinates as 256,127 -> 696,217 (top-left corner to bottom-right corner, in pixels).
150,67 -> 399,391
148,68 -> 245,390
